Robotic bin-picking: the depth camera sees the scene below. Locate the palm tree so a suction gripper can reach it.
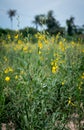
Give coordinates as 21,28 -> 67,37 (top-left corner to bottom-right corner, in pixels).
33,14 -> 46,30
7,9 -> 17,29
66,16 -> 75,36
46,10 -> 60,34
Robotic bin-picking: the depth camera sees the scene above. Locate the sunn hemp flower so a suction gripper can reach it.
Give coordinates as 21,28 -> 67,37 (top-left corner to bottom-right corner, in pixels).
5,76 -> 10,82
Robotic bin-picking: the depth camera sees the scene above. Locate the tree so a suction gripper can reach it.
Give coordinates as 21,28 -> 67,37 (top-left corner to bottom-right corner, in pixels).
7,9 -> 17,29
33,10 -> 61,34
33,14 -> 46,30
66,16 -> 75,36
46,10 -> 60,34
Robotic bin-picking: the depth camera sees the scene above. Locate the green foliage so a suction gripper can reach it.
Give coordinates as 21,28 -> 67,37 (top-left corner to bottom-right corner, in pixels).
46,10 -> 60,35
19,27 -> 38,37
0,33 -> 84,129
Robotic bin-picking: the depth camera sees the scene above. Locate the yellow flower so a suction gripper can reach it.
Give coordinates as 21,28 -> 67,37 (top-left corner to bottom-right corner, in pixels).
59,41 -> 65,52
38,42 -> 43,49
71,41 -> 75,46
82,49 -> 84,53
4,56 -> 8,62
18,40 -> 23,44
4,68 -> 9,74
68,98 -> 71,105
52,66 -> 56,73
68,97 -> 76,106
15,75 -> 18,79
38,51 -> 42,55
81,73 -> 84,79
78,86 -> 82,91
45,40 -> 48,44
52,66 -> 58,73
20,70 -> 24,75
62,81 -> 65,86
81,75 -> 84,79
23,46 -> 28,52
15,34 -> 18,39
5,76 -> 10,82
8,67 -> 13,72
4,67 -> 13,73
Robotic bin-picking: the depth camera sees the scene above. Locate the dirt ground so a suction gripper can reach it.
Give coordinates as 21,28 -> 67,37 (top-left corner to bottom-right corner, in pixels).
1,120 -> 84,130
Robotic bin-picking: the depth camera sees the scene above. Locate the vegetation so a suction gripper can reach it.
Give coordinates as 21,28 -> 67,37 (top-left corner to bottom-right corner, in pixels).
0,32 -> 84,129
7,9 -> 17,29
0,9 -> 83,39
0,8 -> 84,130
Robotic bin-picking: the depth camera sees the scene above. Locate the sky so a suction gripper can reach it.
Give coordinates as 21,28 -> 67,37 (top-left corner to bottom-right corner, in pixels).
0,0 -> 84,30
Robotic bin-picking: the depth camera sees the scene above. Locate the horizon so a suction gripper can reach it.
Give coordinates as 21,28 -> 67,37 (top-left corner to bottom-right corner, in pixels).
0,0 -> 84,30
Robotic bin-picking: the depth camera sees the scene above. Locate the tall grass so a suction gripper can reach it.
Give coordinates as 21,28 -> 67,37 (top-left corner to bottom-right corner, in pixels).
0,33 -> 84,130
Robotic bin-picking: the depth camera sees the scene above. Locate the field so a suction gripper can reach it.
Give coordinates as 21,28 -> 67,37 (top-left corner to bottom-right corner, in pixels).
0,32 -> 84,130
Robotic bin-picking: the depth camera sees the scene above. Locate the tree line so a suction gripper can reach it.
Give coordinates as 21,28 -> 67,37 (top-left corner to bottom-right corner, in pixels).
0,9 -> 84,37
